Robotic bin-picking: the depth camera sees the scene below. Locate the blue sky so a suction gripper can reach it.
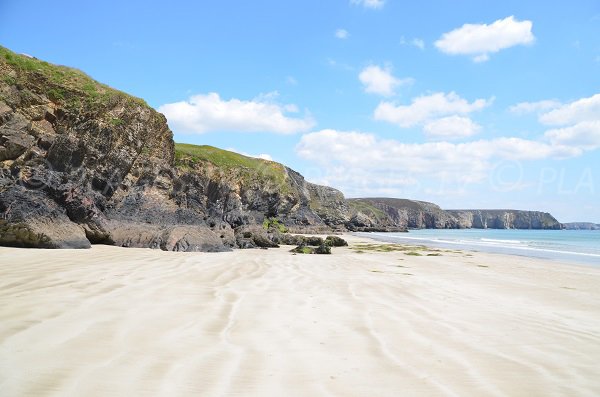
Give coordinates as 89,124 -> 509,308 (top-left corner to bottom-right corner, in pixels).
2,0 -> 599,222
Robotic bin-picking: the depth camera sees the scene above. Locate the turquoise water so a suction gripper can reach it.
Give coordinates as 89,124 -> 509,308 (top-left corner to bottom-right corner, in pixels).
360,229 -> 600,266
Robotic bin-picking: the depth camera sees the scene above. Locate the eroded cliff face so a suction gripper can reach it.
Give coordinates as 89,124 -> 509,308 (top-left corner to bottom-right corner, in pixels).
346,198 -> 457,231
446,210 -> 562,230
346,198 -> 562,230
168,148 -> 350,234
0,47 -> 348,250
562,222 -> 600,230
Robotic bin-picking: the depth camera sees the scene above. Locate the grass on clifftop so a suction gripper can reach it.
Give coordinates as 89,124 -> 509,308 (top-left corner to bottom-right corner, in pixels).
347,200 -> 386,220
174,144 -> 290,190
175,144 -> 269,169
0,45 -> 147,108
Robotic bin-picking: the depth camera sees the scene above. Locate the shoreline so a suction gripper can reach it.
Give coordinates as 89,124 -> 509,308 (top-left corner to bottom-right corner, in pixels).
1,235 -> 599,396
356,230 -> 600,267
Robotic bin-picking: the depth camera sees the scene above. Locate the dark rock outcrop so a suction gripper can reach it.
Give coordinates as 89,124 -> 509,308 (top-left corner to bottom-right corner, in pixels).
324,235 -> 348,247
0,185 -> 90,248
290,243 -> 331,255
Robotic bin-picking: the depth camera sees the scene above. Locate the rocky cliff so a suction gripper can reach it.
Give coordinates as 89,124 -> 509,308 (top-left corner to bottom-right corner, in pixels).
347,198 -> 457,230
346,198 -> 562,230
0,47 -> 348,251
446,210 -> 562,230
562,222 -> 600,230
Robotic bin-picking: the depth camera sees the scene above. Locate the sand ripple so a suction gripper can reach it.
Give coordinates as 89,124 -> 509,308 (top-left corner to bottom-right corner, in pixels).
1,240 -> 599,396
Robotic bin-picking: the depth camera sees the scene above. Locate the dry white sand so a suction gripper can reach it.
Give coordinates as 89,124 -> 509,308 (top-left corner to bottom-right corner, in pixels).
1,234 -> 599,396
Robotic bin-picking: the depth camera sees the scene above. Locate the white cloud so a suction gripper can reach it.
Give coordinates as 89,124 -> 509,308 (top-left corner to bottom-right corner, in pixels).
509,100 -> 561,114
423,116 -> 481,139
358,65 -> 412,97
435,16 -> 535,62
374,91 -> 492,127
544,121 -> 600,150
473,54 -> 490,63
350,0 -> 385,9
296,130 -> 580,194
335,29 -> 349,39
508,94 -> 600,153
400,36 -> 425,50
411,38 -> 425,50
539,93 -> 600,126
159,92 -> 315,134
226,148 -> 273,161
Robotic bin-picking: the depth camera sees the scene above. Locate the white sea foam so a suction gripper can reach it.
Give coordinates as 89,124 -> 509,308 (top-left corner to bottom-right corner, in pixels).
367,231 -> 600,264
481,238 -> 523,244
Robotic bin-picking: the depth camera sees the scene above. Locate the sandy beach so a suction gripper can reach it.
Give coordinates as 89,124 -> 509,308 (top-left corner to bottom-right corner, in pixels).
1,234 -> 599,396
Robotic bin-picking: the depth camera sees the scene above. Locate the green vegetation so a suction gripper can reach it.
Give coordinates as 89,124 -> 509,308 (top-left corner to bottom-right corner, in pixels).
290,244 -> 331,254
291,246 -> 313,254
289,237 -> 332,254
1,74 -> 16,85
0,46 -> 147,109
110,117 -> 124,126
351,243 -> 443,257
47,87 -> 65,101
174,143 -> 291,192
347,200 -> 386,220
175,143 -> 275,170
351,243 -> 428,253
262,217 -> 288,233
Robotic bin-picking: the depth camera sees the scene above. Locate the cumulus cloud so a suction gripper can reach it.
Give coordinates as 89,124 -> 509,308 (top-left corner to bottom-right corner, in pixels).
544,121 -> 600,150
435,16 -> 535,62
539,93 -> 600,126
335,29 -> 349,39
350,0 -> 385,9
374,91 -> 492,127
509,100 -> 561,114
423,116 -> 481,139
533,94 -> 600,152
159,92 -> 315,134
358,65 -> 412,97
296,129 -> 580,193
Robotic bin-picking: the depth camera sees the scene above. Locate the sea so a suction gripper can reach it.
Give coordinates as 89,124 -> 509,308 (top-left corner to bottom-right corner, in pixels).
358,229 -> 600,266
